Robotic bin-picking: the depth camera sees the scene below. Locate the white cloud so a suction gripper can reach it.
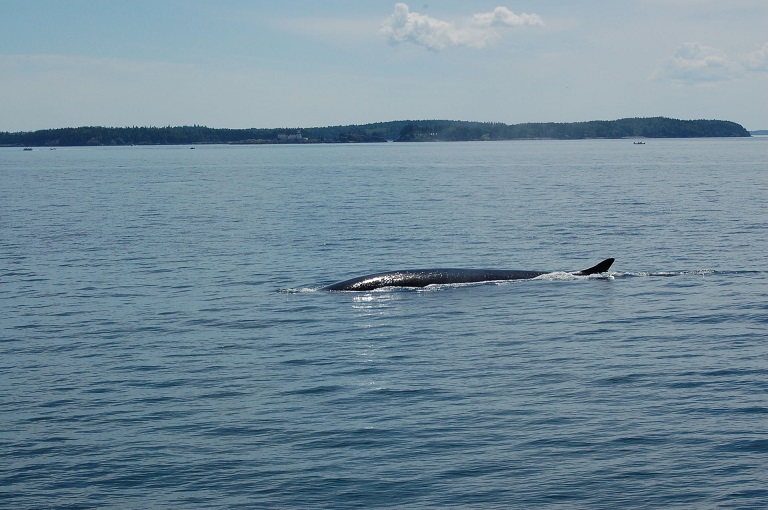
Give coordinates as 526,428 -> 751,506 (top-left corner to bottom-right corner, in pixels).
380,3 -> 543,51
742,42 -> 768,72
653,42 -> 768,84
664,43 -> 734,82
472,7 -> 543,28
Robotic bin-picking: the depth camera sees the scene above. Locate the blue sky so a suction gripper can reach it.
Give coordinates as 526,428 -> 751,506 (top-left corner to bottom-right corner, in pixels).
1,0 -> 766,131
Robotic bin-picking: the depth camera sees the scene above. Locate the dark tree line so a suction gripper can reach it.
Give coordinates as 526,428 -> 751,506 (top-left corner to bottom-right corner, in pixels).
0,117 -> 749,147
0,125 -> 283,147
393,118 -> 749,141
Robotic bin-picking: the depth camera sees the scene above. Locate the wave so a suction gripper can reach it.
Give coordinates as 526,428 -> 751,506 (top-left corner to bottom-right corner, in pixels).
278,286 -> 321,294
611,269 -> 767,278
615,269 -> 715,277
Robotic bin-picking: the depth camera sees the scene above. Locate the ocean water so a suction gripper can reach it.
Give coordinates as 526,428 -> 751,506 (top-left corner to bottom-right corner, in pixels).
1,139 -> 767,509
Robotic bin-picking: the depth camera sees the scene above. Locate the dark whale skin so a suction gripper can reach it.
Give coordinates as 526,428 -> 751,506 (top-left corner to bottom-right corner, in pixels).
323,258 -> 614,291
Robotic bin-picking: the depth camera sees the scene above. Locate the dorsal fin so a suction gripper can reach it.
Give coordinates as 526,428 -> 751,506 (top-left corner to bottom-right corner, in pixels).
573,258 -> 614,276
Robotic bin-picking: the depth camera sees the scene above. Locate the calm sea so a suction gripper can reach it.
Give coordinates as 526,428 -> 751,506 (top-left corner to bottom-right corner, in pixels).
2,139 -> 767,509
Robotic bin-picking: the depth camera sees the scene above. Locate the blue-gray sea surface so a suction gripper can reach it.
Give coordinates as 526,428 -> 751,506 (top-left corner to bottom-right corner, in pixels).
2,139 -> 767,508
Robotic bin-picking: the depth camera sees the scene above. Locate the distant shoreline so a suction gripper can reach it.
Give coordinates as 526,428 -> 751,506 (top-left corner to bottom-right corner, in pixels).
1,117 -> 751,147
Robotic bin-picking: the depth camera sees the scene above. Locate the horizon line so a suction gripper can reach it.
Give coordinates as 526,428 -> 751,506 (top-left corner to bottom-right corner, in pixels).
0,116 -> 754,134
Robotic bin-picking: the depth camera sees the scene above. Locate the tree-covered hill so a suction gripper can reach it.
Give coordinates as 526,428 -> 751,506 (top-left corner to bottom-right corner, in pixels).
0,117 -> 750,147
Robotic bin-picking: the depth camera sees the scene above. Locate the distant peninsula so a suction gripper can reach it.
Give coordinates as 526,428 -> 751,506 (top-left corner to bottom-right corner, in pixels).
0,117 -> 750,147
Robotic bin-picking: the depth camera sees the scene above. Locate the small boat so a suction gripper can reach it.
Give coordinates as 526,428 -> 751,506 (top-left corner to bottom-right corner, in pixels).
633,141 -> 645,145
23,147 -> 33,151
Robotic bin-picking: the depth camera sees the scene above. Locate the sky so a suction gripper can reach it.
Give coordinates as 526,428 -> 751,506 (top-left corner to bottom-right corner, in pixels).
1,0 -> 766,132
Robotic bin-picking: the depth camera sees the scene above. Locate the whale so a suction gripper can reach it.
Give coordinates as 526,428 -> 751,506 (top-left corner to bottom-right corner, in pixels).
322,258 -> 615,291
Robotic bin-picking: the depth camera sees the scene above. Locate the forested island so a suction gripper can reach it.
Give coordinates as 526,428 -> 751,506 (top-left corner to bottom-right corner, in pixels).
1,117 -> 750,147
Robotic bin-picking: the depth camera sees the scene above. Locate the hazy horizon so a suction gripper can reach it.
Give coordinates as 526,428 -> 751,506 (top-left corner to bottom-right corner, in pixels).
0,116 -> 758,135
